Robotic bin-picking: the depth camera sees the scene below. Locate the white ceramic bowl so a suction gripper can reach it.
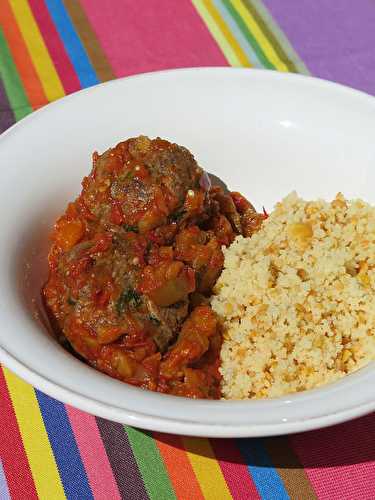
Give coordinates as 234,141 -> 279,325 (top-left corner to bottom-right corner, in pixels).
0,68 -> 374,437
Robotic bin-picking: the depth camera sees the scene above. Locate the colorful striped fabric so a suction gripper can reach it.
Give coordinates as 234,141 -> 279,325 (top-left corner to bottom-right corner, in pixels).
1,1 -> 375,499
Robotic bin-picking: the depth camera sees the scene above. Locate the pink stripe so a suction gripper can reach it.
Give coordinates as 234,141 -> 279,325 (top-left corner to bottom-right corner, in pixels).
28,0 -> 81,94
65,405 -> 121,500
210,439 -> 260,500
290,413 -> 375,500
79,0 -> 227,77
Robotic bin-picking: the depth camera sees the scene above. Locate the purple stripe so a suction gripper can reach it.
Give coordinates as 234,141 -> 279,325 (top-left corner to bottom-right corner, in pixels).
263,0 -> 375,96
0,78 -> 15,133
95,418 -> 148,500
0,459 -> 11,500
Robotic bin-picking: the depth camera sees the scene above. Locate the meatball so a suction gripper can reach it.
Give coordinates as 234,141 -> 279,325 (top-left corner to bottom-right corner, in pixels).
79,136 -> 204,235
43,136 -> 262,398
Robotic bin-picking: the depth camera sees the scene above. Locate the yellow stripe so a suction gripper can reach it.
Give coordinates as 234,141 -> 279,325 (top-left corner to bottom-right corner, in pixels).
182,437 -> 232,500
203,0 -> 252,67
192,0 -> 242,66
230,0 -> 289,72
3,368 -> 66,500
9,0 -> 65,101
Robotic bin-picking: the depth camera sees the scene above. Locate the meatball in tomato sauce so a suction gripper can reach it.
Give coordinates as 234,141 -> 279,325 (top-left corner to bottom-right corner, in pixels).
43,136 -> 264,398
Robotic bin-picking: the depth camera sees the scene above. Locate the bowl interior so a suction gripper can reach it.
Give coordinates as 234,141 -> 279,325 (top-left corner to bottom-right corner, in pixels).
1,68 -> 375,436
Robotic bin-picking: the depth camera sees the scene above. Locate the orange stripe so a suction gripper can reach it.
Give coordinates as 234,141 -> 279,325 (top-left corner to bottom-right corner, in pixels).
154,433 -> 204,500
0,0 -> 47,109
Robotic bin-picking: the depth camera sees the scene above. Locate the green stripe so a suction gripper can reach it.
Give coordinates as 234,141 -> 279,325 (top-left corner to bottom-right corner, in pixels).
0,28 -> 32,121
247,0 -> 310,75
222,0 -> 276,70
126,427 -> 176,500
242,0 -> 297,72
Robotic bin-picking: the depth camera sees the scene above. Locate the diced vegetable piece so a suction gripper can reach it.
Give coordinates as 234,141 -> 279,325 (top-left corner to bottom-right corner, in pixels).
138,208 -> 166,233
97,326 -> 124,344
139,261 -> 195,307
54,219 -> 84,251
148,275 -> 192,307
112,350 -> 138,378
116,288 -> 142,315
175,227 -> 224,293
230,191 -> 254,213
241,207 -> 267,237
159,306 -> 217,378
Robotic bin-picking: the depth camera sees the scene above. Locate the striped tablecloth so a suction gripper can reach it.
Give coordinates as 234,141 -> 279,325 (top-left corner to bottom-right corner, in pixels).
1,1 -> 375,499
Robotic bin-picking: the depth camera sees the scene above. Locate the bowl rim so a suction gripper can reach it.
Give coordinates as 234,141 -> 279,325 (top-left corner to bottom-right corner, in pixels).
1,343 -> 374,437
1,66 -> 375,437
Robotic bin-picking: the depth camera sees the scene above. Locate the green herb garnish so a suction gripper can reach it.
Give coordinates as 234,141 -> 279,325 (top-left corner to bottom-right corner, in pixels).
122,224 -> 139,233
116,288 -> 141,315
67,297 -> 76,306
169,209 -> 186,223
118,170 -> 134,183
149,315 -> 161,326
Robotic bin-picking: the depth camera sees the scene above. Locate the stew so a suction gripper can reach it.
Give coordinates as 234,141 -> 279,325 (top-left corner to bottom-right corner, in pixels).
43,136 -> 264,398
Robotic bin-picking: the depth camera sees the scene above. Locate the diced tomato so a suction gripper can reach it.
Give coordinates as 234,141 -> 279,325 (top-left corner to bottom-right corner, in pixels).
65,202 -> 79,220
131,235 -> 147,266
93,286 -> 112,308
110,200 -> 125,225
212,214 -> 234,246
105,154 -> 123,173
77,196 -> 96,221
133,164 -> 149,180
88,233 -> 112,254
81,176 -> 91,190
48,244 -> 63,270
230,191 -> 252,213
69,256 -> 92,278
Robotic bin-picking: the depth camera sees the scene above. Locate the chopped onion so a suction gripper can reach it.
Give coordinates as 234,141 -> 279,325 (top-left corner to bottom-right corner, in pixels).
199,171 -> 211,191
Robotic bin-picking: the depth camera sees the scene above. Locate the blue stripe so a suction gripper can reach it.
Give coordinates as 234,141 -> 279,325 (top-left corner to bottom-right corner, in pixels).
237,438 -> 290,500
36,390 -> 93,500
214,0 -> 263,67
0,459 -> 11,500
44,0 -> 99,88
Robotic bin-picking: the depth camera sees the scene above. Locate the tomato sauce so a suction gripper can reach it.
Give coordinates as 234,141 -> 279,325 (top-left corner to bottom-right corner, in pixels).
43,136 -> 263,398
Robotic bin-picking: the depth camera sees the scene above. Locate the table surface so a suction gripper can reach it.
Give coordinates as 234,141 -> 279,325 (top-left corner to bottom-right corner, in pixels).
1,1 -> 375,499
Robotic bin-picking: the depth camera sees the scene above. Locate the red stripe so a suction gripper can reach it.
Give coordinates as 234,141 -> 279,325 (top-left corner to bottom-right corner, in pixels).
210,438 -> 261,500
28,0 -> 80,95
79,0 -> 228,77
0,367 -> 38,500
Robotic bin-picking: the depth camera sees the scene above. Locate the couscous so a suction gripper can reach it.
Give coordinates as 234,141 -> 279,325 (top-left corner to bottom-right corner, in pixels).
212,192 -> 375,399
